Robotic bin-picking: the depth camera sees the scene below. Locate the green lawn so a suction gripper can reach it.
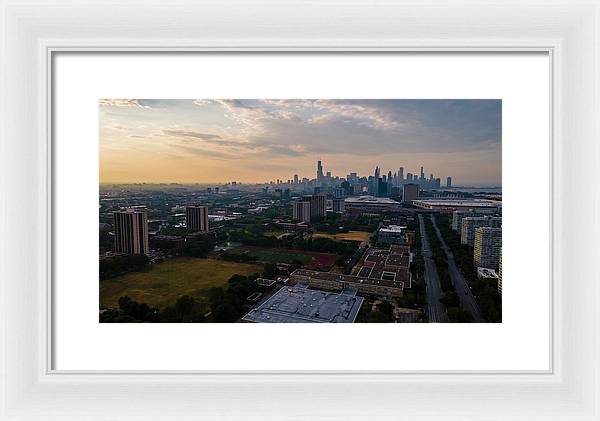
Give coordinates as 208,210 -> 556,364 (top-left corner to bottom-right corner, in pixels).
99,257 -> 263,310
234,246 -> 313,265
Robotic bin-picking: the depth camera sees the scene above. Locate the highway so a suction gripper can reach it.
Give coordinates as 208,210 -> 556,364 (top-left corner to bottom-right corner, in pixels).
430,215 -> 486,323
418,214 -> 449,323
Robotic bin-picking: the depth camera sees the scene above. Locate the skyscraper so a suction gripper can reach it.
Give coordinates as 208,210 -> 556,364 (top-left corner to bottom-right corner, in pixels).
317,160 -> 324,181
294,174 -> 299,185
398,167 -> 404,182
113,207 -> 149,255
446,176 -> 452,188
420,166 -> 425,180
186,205 -> 209,232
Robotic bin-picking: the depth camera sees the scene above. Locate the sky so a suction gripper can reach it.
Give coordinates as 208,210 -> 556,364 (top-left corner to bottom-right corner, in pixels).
99,99 -> 501,186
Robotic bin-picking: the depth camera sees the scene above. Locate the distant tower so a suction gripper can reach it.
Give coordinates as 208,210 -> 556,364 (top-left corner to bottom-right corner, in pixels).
294,174 -> 299,185
420,166 -> 425,179
374,166 -> 380,178
399,167 -> 404,181
317,160 -> 324,180
186,205 -> 209,232
446,177 -> 452,188
113,207 -> 149,255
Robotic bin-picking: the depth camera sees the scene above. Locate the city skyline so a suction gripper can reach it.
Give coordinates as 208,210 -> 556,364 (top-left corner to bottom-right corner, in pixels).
100,99 -> 501,185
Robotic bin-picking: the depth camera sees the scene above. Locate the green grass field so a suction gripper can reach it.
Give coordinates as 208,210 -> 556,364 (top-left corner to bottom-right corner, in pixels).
99,257 -> 263,310
239,248 -> 313,265
232,246 -> 337,269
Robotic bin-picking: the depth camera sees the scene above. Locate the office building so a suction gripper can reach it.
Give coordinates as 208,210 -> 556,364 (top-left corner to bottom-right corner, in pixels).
113,207 -> 149,255
186,205 -> 209,232
446,176 -> 452,188
292,200 -> 311,224
474,227 -> 502,270
461,216 -> 502,247
403,183 -> 419,203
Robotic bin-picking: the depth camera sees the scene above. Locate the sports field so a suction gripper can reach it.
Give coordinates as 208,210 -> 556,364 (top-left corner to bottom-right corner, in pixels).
99,257 -> 262,309
312,230 -> 371,242
232,246 -> 336,269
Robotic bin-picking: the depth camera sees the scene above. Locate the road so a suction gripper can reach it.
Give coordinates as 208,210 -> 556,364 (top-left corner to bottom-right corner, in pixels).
418,214 -> 449,323
430,214 -> 486,323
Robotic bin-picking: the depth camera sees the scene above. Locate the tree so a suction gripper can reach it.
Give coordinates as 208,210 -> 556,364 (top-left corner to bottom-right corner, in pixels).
212,302 -> 237,322
262,262 -> 279,279
175,295 -> 195,318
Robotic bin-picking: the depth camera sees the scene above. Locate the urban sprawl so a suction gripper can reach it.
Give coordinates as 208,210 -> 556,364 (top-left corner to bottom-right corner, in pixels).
100,161 -> 502,323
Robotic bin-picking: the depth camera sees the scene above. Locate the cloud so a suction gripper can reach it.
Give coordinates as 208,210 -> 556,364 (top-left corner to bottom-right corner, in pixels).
162,129 -> 222,141
99,99 -> 150,108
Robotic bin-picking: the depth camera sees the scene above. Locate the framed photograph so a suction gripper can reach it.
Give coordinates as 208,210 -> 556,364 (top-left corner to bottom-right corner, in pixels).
1,0 -> 599,420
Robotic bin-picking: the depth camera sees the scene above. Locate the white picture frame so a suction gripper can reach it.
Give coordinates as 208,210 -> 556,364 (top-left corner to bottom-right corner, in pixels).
1,0 -> 598,419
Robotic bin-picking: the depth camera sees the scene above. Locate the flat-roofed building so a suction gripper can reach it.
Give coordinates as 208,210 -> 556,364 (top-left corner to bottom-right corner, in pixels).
461,216 -> 502,246
473,226 -> 502,269
242,284 -> 364,323
344,195 -> 402,215
413,198 -> 501,213
377,225 -> 406,246
113,207 -> 149,255
291,269 -> 405,298
186,205 -> 209,232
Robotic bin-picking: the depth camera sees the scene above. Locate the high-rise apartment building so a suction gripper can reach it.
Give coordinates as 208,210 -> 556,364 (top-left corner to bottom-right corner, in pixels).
309,193 -> 326,220
451,209 -> 496,232
186,205 -> 209,232
473,227 -> 502,270
113,207 -> 149,255
461,216 -> 502,246
292,200 -> 311,224
403,183 -> 419,203
498,253 -> 502,296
